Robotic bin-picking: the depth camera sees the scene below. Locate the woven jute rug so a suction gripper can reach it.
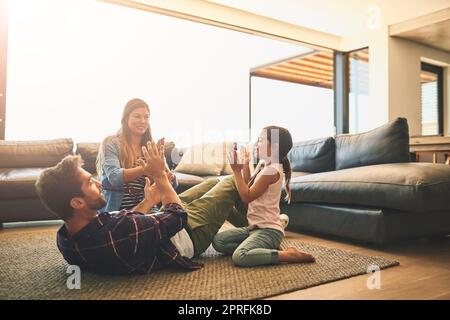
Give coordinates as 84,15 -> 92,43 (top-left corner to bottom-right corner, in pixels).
0,230 -> 399,300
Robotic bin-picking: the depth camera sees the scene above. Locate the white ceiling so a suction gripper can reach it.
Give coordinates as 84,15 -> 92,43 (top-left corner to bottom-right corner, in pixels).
207,0 -> 450,37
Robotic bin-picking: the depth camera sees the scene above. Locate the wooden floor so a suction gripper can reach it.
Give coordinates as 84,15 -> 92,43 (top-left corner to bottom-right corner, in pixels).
271,230 -> 450,300
1,224 -> 449,300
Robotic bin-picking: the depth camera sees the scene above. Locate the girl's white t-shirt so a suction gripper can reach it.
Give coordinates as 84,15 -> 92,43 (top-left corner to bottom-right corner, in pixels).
247,163 -> 284,235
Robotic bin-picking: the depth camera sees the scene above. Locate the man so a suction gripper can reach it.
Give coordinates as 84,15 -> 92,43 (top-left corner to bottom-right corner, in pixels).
35,141 -> 246,275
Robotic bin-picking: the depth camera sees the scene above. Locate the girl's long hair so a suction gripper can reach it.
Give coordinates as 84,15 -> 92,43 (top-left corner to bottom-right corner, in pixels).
263,125 -> 293,203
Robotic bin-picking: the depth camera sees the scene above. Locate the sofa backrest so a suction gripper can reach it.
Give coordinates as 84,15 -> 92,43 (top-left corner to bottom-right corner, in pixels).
0,118 -> 410,172
76,142 -> 101,174
335,117 -> 410,170
0,139 -> 74,168
287,137 -> 335,173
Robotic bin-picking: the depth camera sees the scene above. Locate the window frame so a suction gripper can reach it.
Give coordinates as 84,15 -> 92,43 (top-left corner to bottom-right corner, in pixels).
420,62 -> 444,136
0,0 -> 8,140
333,51 -> 349,134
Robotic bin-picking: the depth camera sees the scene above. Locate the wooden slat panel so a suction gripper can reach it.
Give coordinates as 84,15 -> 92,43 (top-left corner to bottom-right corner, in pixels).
251,51 -> 336,89
263,68 -> 332,83
420,72 -> 437,84
287,60 -> 333,72
279,62 -> 333,77
350,49 -> 369,63
316,52 -> 334,59
252,70 -> 332,89
350,56 -> 369,63
303,55 -> 333,66
268,65 -> 333,81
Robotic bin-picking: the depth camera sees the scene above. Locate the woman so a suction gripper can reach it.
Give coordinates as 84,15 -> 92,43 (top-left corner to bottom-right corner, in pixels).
96,98 -> 177,212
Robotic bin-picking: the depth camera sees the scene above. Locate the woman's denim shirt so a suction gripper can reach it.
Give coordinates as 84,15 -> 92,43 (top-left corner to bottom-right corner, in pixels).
99,136 -> 178,212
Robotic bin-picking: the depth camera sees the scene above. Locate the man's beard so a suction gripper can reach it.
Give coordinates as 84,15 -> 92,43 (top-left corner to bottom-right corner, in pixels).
86,195 -> 107,210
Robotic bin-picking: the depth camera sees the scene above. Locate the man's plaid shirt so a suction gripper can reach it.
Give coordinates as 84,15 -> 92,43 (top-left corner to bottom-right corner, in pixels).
56,203 -> 202,275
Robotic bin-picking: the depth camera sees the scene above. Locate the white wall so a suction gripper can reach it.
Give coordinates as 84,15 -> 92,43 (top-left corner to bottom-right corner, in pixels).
388,38 -> 450,136
341,27 -> 390,131
342,27 -> 450,136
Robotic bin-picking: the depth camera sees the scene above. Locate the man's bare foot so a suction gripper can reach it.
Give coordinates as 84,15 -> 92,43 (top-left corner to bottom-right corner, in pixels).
278,247 -> 315,264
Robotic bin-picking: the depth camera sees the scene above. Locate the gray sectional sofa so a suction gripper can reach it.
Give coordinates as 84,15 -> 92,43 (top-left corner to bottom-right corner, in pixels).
282,117 -> 450,244
1,117 -> 449,245
0,139 -> 75,223
171,118 -> 450,244
0,140 -> 176,224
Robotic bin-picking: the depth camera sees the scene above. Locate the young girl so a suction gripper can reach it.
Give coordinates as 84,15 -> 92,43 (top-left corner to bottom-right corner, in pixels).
212,125 -> 315,267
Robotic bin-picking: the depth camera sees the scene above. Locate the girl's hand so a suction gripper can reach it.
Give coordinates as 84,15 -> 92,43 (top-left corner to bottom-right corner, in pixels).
227,150 -> 244,172
144,177 -> 161,205
240,146 -> 250,165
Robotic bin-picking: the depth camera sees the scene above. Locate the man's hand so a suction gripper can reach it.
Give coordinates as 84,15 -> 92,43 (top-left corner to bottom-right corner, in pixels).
134,140 -> 181,209
138,141 -> 166,178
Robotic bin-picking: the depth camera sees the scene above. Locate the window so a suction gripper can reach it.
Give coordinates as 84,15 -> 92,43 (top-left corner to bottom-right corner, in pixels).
420,62 -> 443,136
5,0 -> 307,146
250,52 -> 334,142
348,48 -> 369,133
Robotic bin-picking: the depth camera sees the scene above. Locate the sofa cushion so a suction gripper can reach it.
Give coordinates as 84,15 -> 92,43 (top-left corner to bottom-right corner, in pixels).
335,117 -> 410,170
288,137 -> 335,173
289,163 -> 450,212
0,168 -> 45,199
174,142 -> 232,176
76,143 -> 100,174
291,171 -> 312,178
0,139 -> 74,168
173,172 -> 205,187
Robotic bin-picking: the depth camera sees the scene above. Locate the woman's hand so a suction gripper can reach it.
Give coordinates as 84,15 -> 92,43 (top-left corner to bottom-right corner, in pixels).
143,177 -> 161,205
138,141 -> 166,178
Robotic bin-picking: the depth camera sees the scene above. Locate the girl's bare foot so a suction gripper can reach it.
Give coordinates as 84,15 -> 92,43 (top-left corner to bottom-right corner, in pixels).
278,247 -> 315,264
